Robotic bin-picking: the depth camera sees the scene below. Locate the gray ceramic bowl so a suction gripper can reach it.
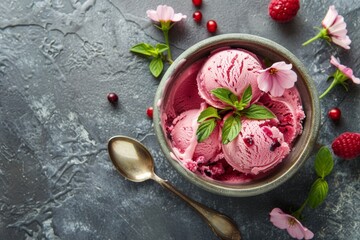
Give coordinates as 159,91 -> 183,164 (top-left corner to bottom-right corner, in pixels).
153,34 -> 320,197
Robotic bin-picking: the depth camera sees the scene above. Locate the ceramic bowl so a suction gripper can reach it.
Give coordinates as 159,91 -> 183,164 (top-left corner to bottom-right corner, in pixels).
153,34 -> 320,197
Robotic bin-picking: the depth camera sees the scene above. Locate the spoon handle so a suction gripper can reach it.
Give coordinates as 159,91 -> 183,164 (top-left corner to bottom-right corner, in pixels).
153,175 -> 241,240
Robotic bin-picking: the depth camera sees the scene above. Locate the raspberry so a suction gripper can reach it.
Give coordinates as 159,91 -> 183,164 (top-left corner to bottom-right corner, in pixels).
268,0 -> 300,22
331,132 -> 360,160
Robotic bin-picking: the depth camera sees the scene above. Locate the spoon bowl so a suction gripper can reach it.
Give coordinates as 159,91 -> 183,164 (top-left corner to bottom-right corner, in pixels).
108,135 -> 242,240
108,136 -> 154,182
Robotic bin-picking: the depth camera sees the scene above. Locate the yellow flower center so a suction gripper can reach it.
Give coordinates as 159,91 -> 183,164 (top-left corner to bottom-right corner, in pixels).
269,68 -> 278,75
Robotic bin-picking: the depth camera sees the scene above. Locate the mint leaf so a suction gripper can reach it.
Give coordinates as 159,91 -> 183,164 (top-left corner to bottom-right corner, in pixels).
196,119 -> 217,142
238,85 -> 252,109
222,114 -> 241,144
156,43 -> 169,53
314,146 -> 334,178
130,43 -> 157,57
211,88 -> 238,107
197,107 -> 220,123
149,57 -> 163,77
307,178 -> 329,209
242,104 -> 275,119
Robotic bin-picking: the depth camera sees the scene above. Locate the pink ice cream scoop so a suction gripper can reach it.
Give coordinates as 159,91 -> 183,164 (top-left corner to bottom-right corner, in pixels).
170,109 -> 221,172
259,87 -> 305,145
222,119 -> 290,175
197,49 -> 263,109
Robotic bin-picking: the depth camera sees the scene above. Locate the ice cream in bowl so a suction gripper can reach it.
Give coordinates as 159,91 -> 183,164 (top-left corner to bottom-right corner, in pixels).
153,34 -> 320,197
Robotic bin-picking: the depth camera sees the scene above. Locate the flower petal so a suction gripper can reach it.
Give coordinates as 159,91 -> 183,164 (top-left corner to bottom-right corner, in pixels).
269,208 -> 289,229
287,222 -> 306,239
330,55 -> 341,68
303,227 -> 315,240
146,9 -> 159,22
272,61 -> 292,71
322,5 -> 338,28
331,35 -> 351,49
257,72 -> 273,92
275,70 -> 297,89
157,5 -> 174,22
172,13 -> 187,22
270,78 -> 285,97
328,16 -> 347,37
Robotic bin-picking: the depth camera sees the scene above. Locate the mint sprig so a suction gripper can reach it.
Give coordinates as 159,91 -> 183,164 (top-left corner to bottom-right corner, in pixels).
307,146 -> 333,208
196,85 -> 275,144
291,146 -> 334,220
130,43 -> 169,77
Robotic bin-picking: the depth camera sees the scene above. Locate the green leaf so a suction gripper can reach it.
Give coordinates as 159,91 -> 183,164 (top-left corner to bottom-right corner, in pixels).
196,119 -> 217,142
314,146 -> 334,178
222,114 -> 241,144
197,107 -> 220,122
130,43 -> 157,57
149,57 -> 163,77
211,88 -> 238,107
156,43 -> 169,53
242,104 -> 275,120
307,178 -> 329,209
239,85 -> 253,109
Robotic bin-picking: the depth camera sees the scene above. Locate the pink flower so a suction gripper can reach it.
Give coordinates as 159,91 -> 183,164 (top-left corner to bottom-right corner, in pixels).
257,61 -> 297,97
270,208 -> 314,240
146,5 -> 186,24
319,56 -> 360,98
302,5 -> 351,49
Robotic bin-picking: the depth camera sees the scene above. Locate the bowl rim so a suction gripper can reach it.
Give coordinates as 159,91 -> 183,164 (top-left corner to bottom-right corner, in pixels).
153,33 -> 320,197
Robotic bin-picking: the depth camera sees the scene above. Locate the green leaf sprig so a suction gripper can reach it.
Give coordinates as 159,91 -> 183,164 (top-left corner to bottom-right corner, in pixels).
130,43 -> 169,77
196,85 -> 275,144
291,146 -> 334,220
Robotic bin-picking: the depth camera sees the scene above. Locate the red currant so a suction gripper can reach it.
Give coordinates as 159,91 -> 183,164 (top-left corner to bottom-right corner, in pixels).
107,92 -> 118,103
192,0 -> 202,7
328,107 -> 341,121
207,20 -> 217,33
193,11 -> 202,22
146,107 -> 154,119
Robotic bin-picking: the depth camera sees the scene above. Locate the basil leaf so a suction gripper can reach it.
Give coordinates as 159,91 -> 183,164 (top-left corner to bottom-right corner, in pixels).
222,114 -> 241,144
307,178 -> 329,209
156,43 -> 169,53
314,146 -> 334,178
242,104 -> 275,120
211,88 -> 238,107
239,85 -> 253,108
196,119 -> 217,142
130,43 -> 157,57
149,57 -> 163,77
197,107 -> 220,123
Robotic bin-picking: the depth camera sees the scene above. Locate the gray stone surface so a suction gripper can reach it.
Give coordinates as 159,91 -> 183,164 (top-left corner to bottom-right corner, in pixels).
0,0 -> 359,239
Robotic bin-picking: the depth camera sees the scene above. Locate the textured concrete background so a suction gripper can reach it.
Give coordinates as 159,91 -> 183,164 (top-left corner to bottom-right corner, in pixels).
0,0 -> 359,239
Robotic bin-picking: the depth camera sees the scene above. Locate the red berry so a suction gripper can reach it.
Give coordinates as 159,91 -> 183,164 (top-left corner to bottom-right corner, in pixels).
332,132 -> 360,160
192,0 -> 202,7
146,107 -> 154,118
328,107 -> 341,121
107,92 -> 118,103
207,20 -> 217,33
193,11 -> 202,22
268,0 -> 300,22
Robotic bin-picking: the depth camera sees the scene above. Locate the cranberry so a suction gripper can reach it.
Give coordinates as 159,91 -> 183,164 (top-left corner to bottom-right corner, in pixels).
328,107 -> 341,121
192,0 -> 202,7
146,107 -> 154,118
193,10 -> 202,22
107,92 -> 118,103
243,136 -> 254,147
206,20 -> 217,33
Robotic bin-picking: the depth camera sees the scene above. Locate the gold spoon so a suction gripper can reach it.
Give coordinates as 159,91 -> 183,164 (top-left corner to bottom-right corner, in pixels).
108,135 -> 241,240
